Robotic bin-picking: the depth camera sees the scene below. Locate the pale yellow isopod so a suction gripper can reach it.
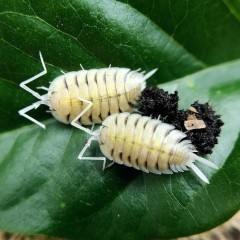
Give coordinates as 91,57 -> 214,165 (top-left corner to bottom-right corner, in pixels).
78,112 -> 218,183
19,52 -> 157,134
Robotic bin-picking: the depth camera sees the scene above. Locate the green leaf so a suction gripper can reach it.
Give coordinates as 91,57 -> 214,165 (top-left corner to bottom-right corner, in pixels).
0,0 -> 206,132
224,0 -> 240,21
1,60 -> 240,239
0,1 -> 240,240
119,0 -> 240,65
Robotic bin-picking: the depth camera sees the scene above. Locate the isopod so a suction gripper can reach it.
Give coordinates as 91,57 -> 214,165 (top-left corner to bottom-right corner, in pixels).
78,112 -> 218,183
19,52 -> 157,134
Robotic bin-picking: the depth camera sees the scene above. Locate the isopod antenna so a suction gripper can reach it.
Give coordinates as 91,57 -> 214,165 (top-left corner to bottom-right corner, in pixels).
18,52 -> 50,129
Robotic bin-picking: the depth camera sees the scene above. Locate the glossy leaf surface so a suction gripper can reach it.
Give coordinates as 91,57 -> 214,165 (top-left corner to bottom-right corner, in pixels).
0,1 -> 240,239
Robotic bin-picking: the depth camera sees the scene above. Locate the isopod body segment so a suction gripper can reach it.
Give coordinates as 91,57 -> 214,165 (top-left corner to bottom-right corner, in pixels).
49,67 -> 151,125
79,113 -> 218,183
19,52 -> 157,134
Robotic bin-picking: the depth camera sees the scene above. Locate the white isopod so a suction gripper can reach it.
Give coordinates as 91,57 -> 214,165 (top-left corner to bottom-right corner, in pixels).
78,112 -> 218,183
19,52 -> 157,134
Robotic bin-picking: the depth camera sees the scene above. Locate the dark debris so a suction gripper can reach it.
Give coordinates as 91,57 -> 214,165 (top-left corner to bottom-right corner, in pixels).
138,86 -> 224,155
138,86 -> 179,118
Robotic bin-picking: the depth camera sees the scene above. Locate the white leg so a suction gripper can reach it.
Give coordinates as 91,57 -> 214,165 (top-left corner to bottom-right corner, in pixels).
105,162 -> 115,169
18,101 -> 46,129
80,157 -> 106,170
20,51 -> 47,99
36,86 -> 49,91
80,64 -> 85,70
133,108 -> 143,114
78,136 -> 106,170
91,124 -> 95,132
71,97 -> 93,135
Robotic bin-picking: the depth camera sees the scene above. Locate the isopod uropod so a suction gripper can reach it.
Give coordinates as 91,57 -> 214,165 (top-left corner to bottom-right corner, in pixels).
79,112 -> 218,183
18,52 -> 157,134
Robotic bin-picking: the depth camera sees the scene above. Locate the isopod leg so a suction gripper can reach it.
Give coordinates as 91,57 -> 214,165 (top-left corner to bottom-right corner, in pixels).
20,51 -> 47,99
91,124 -> 95,132
18,101 -> 46,129
78,136 -> 106,170
80,64 -> 84,70
36,86 -> 49,91
105,162 -> 115,169
71,97 -> 94,135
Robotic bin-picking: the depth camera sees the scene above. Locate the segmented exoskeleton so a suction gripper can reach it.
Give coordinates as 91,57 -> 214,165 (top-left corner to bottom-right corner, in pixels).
19,52 -> 157,134
79,113 -> 218,183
